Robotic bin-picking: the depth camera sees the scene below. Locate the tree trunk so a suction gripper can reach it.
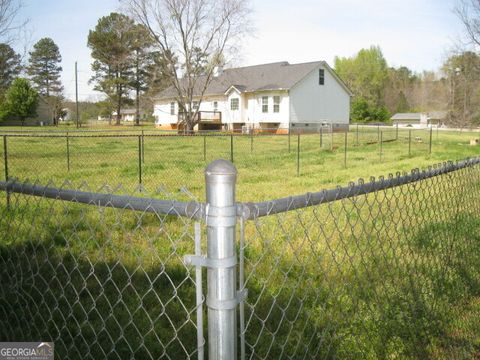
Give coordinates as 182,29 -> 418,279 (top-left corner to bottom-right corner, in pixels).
116,89 -> 122,126
135,86 -> 140,126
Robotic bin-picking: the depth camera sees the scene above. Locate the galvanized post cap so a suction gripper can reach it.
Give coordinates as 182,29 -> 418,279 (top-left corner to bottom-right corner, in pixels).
205,159 -> 237,183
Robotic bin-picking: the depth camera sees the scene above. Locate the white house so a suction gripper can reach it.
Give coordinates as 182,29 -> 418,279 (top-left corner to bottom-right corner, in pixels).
153,61 -> 352,133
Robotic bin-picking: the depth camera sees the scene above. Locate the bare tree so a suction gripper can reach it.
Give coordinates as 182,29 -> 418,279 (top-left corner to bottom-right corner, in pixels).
0,0 -> 26,43
455,0 -> 480,46
123,0 -> 251,132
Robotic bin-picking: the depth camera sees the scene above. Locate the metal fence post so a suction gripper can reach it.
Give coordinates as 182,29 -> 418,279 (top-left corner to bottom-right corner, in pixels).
288,123 -> 291,153
141,130 -> 145,164
230,134 -> 234,163
330,126 -> 333,151
297,133 -> 300,176
3,135 -> 9,208
66,132 -> 70,172
344,130 -> 347,168
138,135 -> 142,185
408,129 -> 412,157
205,159 -> 239,360
429,127 -> 433,155
377,124 -> 380,143
320,126 -> 323,148
356,123 -> 359,146
380,131 -> 383,161
250,128 -> 253,153
203,135 -> 207,162
396,123 -> 399,141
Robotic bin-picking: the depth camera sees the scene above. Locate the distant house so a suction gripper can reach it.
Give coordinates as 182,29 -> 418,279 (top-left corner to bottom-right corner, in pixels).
1,96 -> 54,126
59,108 -> 74,122
391,111 -> 447,128
112,108 -> 146,122
153,61 -> 352,133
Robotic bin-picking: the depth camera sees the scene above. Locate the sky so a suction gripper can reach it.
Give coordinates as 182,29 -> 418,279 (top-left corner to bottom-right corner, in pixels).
12,0 -> 466,101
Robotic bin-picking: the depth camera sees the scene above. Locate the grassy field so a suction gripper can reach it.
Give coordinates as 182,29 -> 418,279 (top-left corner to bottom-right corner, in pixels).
0,126 -> 479,202
0,125 -> 480,359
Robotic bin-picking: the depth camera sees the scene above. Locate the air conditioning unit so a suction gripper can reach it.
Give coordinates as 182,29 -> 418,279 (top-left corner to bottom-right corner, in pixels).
242,125 -> 250,134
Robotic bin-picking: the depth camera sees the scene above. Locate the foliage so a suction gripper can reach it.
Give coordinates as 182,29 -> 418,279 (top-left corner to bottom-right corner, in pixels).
335,45 -> 388,106
351,98 -> 390,123
335,45 -> 452,123
27,37 -> 64,125
442,51 -> 480,127
0,77 -> 38,123
130,23 -> 155,125
88,13 -> 139,125
27,37 -> 63,97
0,43 -> 21,94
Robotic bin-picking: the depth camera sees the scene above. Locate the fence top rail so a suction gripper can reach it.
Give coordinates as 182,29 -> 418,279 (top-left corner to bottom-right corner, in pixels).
0,180 -> 203,219
1,157 -> 479,220
240,156 -> 480,219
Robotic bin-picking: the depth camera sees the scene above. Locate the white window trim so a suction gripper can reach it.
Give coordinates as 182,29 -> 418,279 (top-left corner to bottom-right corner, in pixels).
273,96 -> 280,113
262,96 -> 268,113
230,98 -> 239,111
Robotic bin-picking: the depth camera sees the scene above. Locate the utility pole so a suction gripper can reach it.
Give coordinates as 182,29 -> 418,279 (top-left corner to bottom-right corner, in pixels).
75,61 -> 80,129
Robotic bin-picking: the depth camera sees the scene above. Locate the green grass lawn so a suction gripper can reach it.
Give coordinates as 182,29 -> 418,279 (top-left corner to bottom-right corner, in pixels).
0,126 -> 479,201
0,126 -> 480,359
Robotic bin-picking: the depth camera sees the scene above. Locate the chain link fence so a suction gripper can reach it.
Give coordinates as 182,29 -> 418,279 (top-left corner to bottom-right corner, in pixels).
0,125 -> 444,201
1,156 -> 480,358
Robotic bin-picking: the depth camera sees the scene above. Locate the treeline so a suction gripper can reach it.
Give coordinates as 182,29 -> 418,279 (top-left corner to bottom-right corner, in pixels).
1,0 -> 251,130
334,45 -> 480,127
0,38 -> 64,124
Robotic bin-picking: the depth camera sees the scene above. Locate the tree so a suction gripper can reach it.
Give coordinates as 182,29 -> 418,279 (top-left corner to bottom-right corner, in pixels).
123,0 -> 251,131
335,46 -> 388,106
455,0 -> 480,47
27,38 -> 64,125
0,77 -> 38,124
442,51 -> 480,127
351,98 -> 389,123
88,13 -> 138,125
0,0 -> 24,42
0,43 -> 21,95
335,46 -> 389,122
130,23 -> 155,125
27,38 -> 63,97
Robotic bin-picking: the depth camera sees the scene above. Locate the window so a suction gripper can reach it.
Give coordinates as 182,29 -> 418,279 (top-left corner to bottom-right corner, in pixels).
230,98 -> 239,110
319,69 -> 325,85
262,96 -> 268,113
213,101 -> 218,112
170,102 -> 175,115
273,96 -> 280,113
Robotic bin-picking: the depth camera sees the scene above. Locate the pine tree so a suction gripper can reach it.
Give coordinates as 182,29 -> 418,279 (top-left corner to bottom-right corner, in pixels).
0,43 -> 21,95
27,37 -> 63,97
27,38 -> 64,125
88,13 -> 137,125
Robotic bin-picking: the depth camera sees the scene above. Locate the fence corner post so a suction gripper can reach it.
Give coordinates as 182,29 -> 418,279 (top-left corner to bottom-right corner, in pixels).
205,159 -> 239,360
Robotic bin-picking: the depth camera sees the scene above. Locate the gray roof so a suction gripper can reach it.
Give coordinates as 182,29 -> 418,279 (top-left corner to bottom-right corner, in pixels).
391,111 -> 447,121
120,109 -> 137,115
158,61 -> 352,99
391,113 -> 422,120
